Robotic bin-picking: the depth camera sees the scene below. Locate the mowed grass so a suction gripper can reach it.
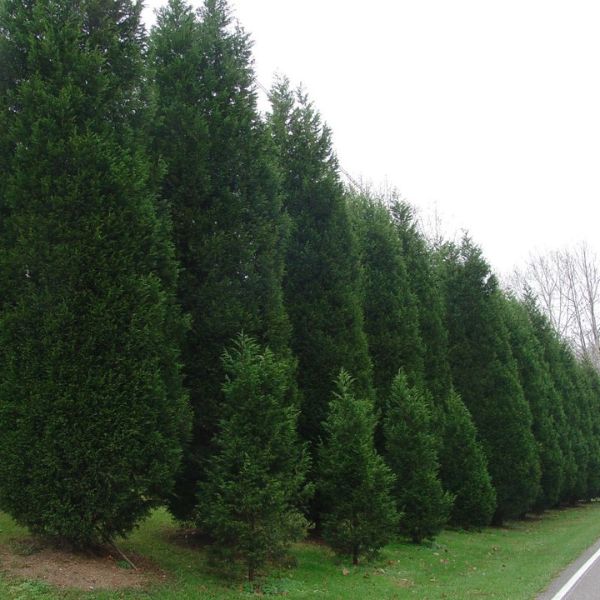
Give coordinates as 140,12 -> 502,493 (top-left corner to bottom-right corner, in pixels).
2,502 -> 600,599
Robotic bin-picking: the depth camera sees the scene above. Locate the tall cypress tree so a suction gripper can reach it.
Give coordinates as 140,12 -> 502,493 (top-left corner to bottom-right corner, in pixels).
390,201 -> 452,406
578,361 -> 600,500
503,296 -> 564,510
390,201 -> 495,527
525,298 -> 577,504
348,192 -> 424,403
0,0 -> 189,546
442,237 -> 540,523
150,0 -> 291,519
269,79 -> 373,450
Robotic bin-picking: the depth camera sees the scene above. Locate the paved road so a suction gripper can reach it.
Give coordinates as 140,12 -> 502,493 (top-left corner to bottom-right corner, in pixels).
537,538 -> 600,599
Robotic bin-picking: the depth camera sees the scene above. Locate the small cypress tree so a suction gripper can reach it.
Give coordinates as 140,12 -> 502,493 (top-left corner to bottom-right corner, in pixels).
318,370 -> 397,565
198,335 -> 310,582
384,371 -> 453,543
440,391 -> 496,527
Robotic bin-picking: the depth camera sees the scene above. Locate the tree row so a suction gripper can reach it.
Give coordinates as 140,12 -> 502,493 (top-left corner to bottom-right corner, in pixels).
0,0 -> 599,581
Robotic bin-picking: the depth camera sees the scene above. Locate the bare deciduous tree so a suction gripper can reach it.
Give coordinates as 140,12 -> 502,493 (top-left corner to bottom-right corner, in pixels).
507,243 -> 600,369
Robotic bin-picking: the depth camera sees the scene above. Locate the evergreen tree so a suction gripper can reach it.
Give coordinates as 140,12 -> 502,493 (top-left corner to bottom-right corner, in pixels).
390,201 -> 495,528
525,299 -> 577,503
318,370 -> 397,565
348,192 -> 424,401
562,350 -> 593,501
503,296 -> 564,510
198,335 -> 310,582
440,391 -> 496,527
442,237 -> 540,523
0,0 -> 189,546
578,362 -> 600,499
269,79 -> 373,450
150,0 -> 291,519
390,201 -> 452,405
384,371 -> 453,542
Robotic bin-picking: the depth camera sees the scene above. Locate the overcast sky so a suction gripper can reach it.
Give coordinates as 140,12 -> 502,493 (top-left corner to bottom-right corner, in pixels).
143,0 -> 600,275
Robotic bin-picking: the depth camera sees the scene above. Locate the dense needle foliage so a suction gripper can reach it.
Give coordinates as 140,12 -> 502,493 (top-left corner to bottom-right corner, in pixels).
2,0 -> 600,577
0,0 -> 189,546
150,0 -> 291,519
318,370 -> 397,565
197,335 -> 310,581
384,371 -> 453,542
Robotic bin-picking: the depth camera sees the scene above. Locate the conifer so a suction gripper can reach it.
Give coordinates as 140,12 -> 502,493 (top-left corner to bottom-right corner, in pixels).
384,372 -> 453,542
348,192 -> 424,402
269,80 -> 373,450
503,296 -> 564,510
318,370 -> 397,565
442,237 -> 540,523
440,392 -> 496,527
198,335 -> 310,581
150,0 -> 291,519
0,0 -> 189,546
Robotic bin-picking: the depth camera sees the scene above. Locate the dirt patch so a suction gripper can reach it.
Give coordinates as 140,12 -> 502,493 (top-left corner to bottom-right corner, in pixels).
0,538 -> 167,591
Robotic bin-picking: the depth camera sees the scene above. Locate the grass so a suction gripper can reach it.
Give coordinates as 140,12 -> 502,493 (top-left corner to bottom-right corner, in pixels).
2,502 -> 600,599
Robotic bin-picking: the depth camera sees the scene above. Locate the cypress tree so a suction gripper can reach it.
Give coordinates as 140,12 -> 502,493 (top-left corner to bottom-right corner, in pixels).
318,370 -> 397,565
503,296 -> 564,510
525,299 -> 577,504
384,371 -> 453,543
578,362 -> 600,499
348,192 -> 424,402
150,0 -> 291,519
198,335 -> 310,582
390,201 -> 452,405
442,237 -> 540,523
390,201 -> 495,527
440,391 -> 496,527
562,350 -> 593,502
0,0 -> 189,546
269,79 -> 373,450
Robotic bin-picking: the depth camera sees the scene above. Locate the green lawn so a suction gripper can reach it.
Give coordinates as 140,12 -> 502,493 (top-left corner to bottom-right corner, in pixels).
2,502 -> 600,599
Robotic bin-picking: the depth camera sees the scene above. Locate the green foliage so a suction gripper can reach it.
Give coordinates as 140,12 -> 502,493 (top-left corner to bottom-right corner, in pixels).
318,370 -> 397,564
442,237 -> 540,523
150,0 -> 291,519
440,391 -> 496,527
525,300 -> 578,503
391,201 -> 453,407
384,371 -> 453,542
503,297 -> 565,510
389,202 -> 495,528
269,79 -> 374,450
197,335 -> 311,581
348,192 -> 424,402
0,0 -> 189,546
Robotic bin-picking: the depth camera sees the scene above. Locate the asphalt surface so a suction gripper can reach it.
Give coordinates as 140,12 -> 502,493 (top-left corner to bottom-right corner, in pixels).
537,538 -> 600,599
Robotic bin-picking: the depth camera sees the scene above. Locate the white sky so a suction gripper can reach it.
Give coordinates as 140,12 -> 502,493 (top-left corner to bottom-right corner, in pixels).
143,0 -> 600,275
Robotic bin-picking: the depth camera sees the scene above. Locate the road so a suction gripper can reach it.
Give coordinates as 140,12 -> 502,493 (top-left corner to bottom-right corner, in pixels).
537,538 -> 600,599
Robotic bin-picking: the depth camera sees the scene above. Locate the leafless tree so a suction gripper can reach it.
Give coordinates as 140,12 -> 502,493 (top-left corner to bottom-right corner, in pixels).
507,243 -> 600,369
